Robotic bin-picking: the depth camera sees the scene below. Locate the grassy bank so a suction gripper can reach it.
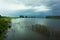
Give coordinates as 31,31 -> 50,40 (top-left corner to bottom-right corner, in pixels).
0,17 -> 11,40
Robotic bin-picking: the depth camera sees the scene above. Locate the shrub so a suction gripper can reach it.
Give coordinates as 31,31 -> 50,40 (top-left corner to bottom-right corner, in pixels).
0,18 -> 11,40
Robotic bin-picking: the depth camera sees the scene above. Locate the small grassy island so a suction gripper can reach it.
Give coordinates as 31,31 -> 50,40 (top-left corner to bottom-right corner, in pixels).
0,17 -> 11,40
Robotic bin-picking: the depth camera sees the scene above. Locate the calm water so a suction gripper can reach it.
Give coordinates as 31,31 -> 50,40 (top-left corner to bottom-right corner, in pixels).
5,18 -> 60,40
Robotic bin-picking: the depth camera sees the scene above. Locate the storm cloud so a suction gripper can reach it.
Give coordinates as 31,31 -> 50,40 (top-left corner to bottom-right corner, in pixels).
0,0 -> 60,16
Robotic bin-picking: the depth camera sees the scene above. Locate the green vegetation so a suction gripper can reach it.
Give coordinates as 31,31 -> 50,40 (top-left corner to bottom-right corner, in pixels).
0,17 -> 11,40
32,24 -> 50,37
19,15 -> 24,18
19,15 -> 36,18
46,16 -> 60,19
32,24 -> 60,38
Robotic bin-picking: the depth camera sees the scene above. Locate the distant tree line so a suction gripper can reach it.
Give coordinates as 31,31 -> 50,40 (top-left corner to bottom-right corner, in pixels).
46,16 -> 60,19
19,15 -> 36,18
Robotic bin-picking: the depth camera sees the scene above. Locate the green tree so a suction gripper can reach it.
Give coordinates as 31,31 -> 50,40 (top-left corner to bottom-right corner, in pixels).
19,15 -> 24,18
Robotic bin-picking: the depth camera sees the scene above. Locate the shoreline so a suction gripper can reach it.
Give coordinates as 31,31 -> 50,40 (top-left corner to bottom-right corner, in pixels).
0,17 -> 11,40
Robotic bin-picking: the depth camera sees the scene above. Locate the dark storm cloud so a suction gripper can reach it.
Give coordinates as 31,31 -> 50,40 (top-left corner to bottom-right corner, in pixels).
0,0 -> 60,16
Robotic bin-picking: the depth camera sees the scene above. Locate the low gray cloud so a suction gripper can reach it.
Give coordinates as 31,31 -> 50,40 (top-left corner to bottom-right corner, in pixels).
0,0 -> 60,16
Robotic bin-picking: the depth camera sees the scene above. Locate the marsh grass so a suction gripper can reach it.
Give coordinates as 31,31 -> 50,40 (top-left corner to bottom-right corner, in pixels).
0,17 -> 11,40
32,24 -> 50,37
32,24 -> 60,40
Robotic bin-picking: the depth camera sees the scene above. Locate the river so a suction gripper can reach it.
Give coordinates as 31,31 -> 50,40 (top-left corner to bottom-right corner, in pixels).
5,18 -> 60,40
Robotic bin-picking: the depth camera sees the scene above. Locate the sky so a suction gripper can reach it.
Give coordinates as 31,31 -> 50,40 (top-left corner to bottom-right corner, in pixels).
0,0 -> 60,17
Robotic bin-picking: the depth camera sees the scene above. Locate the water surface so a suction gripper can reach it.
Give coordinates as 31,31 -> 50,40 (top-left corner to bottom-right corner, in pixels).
5,18 -> 60,40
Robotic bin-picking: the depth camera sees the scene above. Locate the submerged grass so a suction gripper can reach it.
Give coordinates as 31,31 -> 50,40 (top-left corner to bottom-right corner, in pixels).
0,17 -> 11,40
32,24 -> 50,37
32,24 -> 60,39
